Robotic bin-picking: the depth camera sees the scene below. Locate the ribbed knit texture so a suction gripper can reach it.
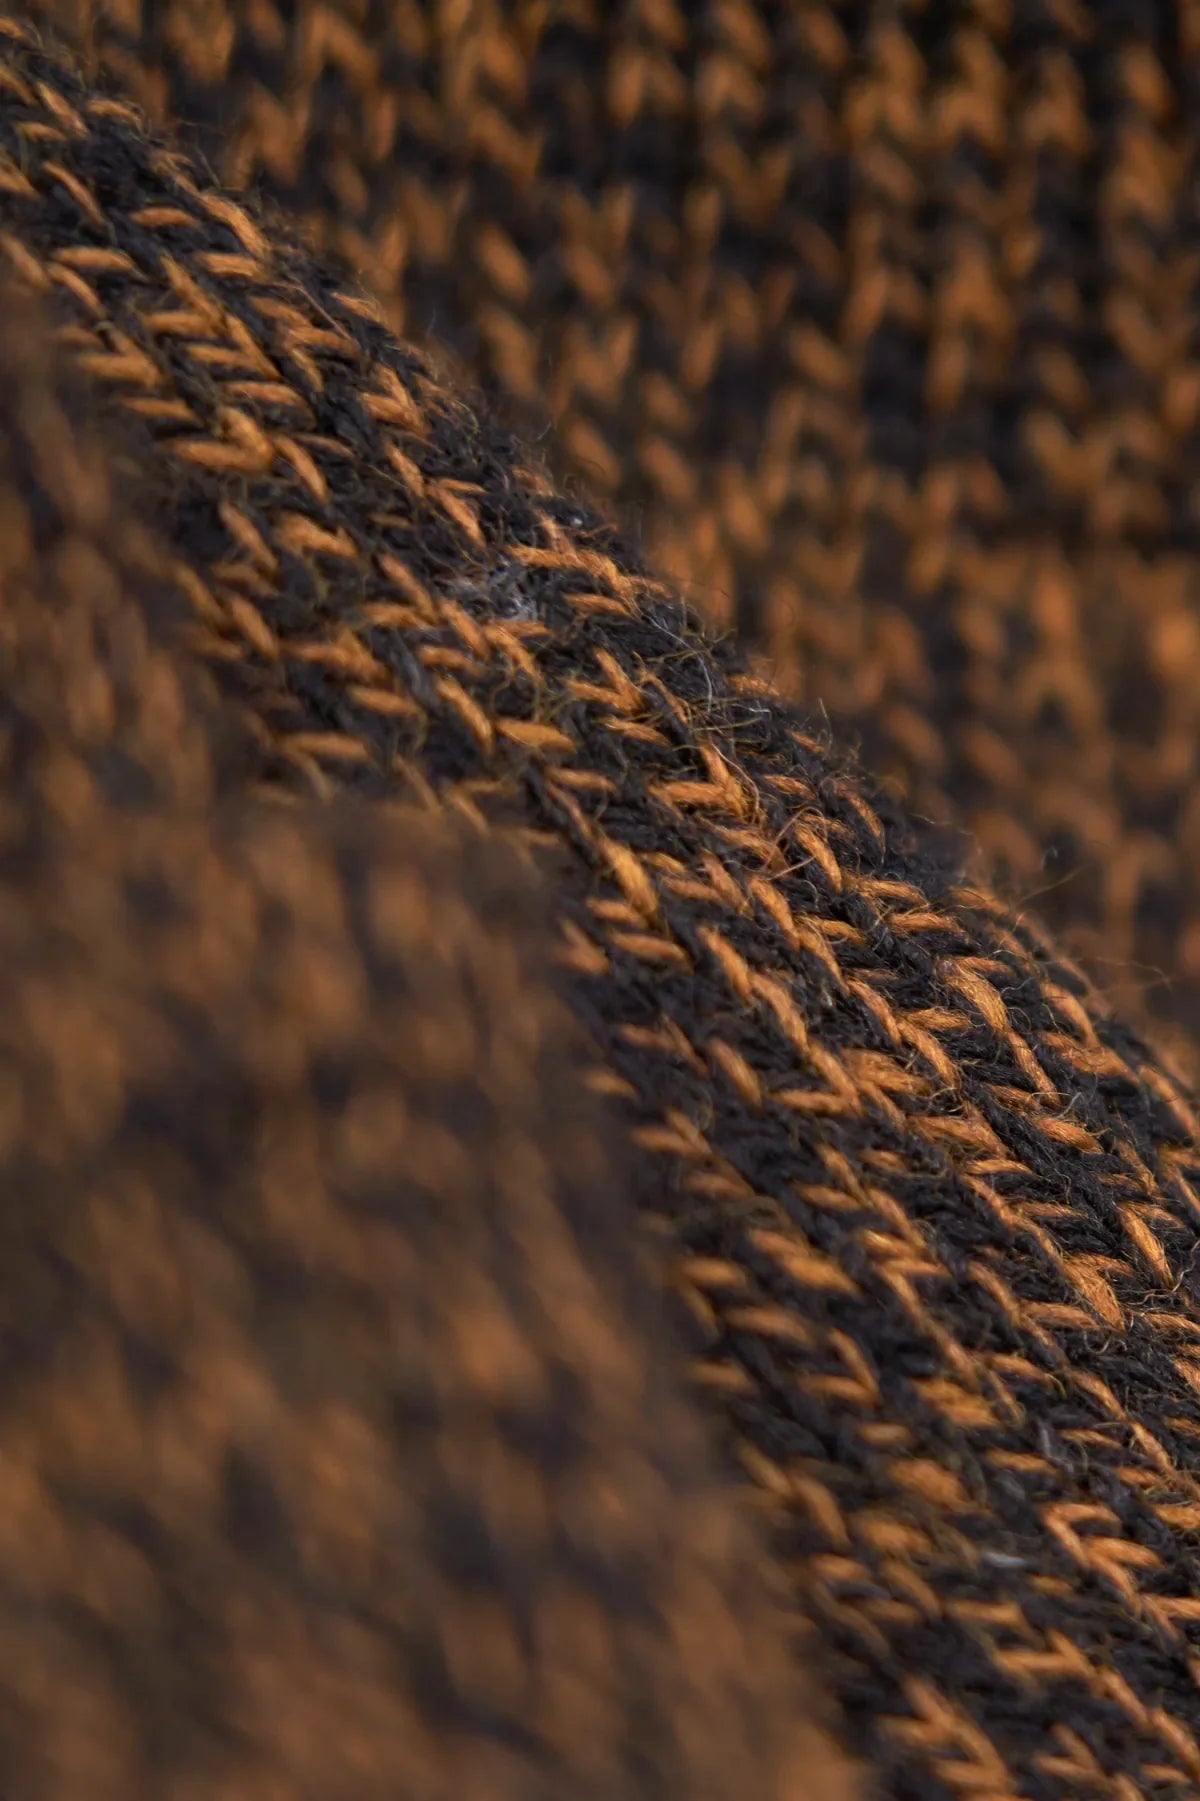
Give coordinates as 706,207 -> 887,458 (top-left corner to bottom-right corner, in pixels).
3,11 -> 1200,1801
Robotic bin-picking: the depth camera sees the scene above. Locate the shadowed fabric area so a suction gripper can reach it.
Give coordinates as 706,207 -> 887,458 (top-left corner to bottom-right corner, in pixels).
2,10 -> 1200,1801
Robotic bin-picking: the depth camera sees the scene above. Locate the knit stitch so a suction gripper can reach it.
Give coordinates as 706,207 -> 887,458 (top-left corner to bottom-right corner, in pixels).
3,13 -> 1200,1801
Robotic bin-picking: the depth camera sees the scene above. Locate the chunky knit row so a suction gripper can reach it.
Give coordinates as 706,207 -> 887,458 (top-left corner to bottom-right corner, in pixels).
23,0 -> 1200,1071
4,15 -> 1200,1801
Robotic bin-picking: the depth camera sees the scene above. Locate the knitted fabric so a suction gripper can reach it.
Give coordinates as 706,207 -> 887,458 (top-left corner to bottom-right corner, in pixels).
22,0 -> 1200,1071
0,285 -> 853,1801
3,12 -> 1200,1801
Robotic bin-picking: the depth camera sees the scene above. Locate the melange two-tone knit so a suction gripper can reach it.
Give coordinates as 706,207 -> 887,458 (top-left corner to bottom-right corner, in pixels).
1,10 -> 1200,1801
